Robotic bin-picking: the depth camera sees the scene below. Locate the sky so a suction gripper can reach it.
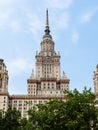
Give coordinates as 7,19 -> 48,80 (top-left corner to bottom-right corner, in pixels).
0,0 -> 98,94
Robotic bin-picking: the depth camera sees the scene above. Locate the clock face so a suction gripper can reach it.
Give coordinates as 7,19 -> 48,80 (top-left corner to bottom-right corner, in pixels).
46,56 -> 50,60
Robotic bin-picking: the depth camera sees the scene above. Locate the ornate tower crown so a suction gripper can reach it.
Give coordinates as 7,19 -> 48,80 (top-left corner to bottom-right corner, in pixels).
27,9 -> 70,97
43,9 -> 52,39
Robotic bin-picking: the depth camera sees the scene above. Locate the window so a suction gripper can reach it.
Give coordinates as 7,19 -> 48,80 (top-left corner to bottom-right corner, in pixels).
52,83 -> 54,86
34,101 -> 37,103
39,101 -> 42,104
14,101 -> 17,103
56,85 -> 60,90
19,104 -> 22,106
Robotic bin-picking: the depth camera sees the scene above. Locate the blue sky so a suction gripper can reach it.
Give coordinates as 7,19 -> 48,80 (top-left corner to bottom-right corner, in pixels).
0,0 -> 98,94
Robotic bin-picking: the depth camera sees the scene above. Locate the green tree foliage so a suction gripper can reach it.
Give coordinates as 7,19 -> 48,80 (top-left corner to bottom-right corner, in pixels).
28,87 -> 98,130
0,108 -> 21,130
64,87 -> 98,130
19,117 -> 32,130
0,88 -> 98,130
0,110 -> 4,130
0,108 -> 33,130
28,100 -> 67,130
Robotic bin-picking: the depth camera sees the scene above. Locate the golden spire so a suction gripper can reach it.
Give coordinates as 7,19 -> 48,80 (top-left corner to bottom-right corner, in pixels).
46,8 -> 49,27
44,8 -> 50,35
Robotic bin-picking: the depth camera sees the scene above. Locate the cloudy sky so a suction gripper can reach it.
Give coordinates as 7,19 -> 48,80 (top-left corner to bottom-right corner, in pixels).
0,0 -> 98,94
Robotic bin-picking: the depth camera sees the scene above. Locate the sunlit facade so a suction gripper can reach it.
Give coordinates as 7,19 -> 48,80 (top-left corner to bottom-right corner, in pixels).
0,10 -> 70,118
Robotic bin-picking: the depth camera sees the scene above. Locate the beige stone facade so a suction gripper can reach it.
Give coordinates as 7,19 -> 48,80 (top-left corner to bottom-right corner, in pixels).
93,65 -> 98,95
0,59 -> 9,112
0,9 -> 70,118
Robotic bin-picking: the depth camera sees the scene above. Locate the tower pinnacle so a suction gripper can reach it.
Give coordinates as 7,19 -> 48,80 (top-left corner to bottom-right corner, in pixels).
46,8 -> 49,27
44,8 -> 50,36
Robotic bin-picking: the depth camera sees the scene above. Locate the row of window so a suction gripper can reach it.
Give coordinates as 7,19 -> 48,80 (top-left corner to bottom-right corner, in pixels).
13,100 -> 47,106
28,84 -> 69,89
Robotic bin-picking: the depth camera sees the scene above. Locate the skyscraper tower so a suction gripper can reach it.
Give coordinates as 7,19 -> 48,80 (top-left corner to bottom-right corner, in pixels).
0,9 -> 70,118
0,59 -> 8,93
0,59 -> 9,111
27,9 -> 70,97
93,64 -> 98,94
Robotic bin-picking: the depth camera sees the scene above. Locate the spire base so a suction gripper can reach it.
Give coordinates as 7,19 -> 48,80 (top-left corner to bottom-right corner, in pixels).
43,9 -> 52,38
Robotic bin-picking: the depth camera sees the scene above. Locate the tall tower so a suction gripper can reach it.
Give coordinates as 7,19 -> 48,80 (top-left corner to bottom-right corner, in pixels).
27,9 -> 70,97
93,64 -> 98,94
36,9 -> 60,80
0,59 -> 8,93
0,59 -> 9,111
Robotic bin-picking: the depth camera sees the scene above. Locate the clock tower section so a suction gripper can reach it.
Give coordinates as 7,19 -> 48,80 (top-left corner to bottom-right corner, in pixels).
27,9 -> 70,97
36,9 -> 60,80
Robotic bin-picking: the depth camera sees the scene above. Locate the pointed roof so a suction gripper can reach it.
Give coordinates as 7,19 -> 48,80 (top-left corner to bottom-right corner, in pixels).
43,9 -> 52,39
30,69 -> 34,79
46,8 -> 49,29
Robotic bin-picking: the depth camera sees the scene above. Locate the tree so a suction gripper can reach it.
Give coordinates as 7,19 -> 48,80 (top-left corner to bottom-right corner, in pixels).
19,117 -> 32,130
28,100 -> 67,130
2,108 -> 21,130
64,87 -> 98,130
28,87 -> 98,130
0,110 -> 4,130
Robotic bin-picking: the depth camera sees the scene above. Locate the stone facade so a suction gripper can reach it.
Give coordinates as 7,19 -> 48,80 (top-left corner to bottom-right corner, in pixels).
27,9 -> 69,97
0,9 -> 70,118
93,65 -> 98,95
0,59 -> 9,112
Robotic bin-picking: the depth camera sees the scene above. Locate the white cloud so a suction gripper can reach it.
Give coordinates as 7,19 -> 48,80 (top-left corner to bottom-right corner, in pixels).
0,9 -> 21,32
56,12 -> 69,29
0,10 -> 12,28
27,12 -> 43,36
7,58 -> 33,78
47,0 -> 73,9
0,0 -> 21,31
10,21 -> 21,32
0,0 -> 13,6
81,7 -> 98,23
0,1 -> 14,30
81,12 -> 93,23
71,31 -> 79,43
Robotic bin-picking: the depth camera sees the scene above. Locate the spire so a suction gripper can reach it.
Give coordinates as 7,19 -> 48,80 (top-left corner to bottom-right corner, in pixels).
43,9 -> 52,39
44,9 -> 50,36
46,8 -> 49,27
96,64 -> 98,72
